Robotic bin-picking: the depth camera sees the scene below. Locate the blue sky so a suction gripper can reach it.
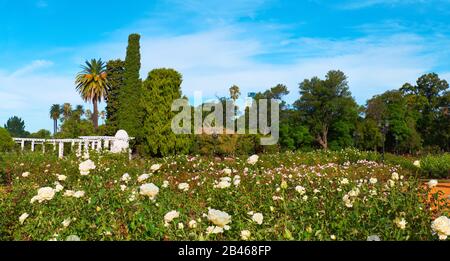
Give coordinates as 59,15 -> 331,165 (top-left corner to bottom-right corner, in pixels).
1,0 -> 450,132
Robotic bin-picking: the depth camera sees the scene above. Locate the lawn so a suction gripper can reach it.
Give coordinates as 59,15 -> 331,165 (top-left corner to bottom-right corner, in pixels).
0,149 -> 449,241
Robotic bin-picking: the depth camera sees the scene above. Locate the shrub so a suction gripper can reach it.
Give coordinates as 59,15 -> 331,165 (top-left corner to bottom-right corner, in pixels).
420,154 -> 450,179
384,154 -> 417,171
0,150 -> 445,241
0,127 -> 15,152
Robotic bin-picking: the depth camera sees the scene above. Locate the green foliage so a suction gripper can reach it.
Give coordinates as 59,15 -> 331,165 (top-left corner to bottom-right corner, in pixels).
49,104 -> 62,135
117,34 -> 143,140
366,90 -> 422,153
419,154 -> 450,179
105,59 -> 125,135
0,127 -> 15,152
56,107 -> 95,138
401,73 -> 449,150
75,59 -> 109,130
355,119 -> 382,151
4,116 -> 28,138
57,118 -> 95,139
0,150 -> 446,241
279,123 -> 313,151
295,70 -> 359,150
142,68 -> 190,156
29,129 -> 52,139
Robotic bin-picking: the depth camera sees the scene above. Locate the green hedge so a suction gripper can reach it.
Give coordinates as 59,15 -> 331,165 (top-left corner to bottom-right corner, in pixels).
0,127 -> 15,152
419,153 -> 450,179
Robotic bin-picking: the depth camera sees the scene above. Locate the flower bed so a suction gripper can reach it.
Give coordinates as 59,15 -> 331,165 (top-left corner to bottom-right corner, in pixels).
0,150 -> 449,241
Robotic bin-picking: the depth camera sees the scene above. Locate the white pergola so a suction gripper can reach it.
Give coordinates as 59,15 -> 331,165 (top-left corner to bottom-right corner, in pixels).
13,131 -> 134,159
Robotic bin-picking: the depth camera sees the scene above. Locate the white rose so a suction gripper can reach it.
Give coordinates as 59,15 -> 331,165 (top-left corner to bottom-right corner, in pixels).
188,220 -> 197,229
247,155 -> 259,165
178,183 -> 190,192
295,186 -> 306,195
413,160 -> 421,168
206,226 -> 224,234
233,176 -> 241,186
251,213 -> 264,225
162,180 -> 169,188
30,187 -> 55,203
139,183 -> 159,200
342,194 -> 353,208
19,213 -> 29,224
391,172 -> 399,180
207,209 -> 231,228
348,188 -> 360,197
121,173 -> 131,182
62,218 -> 71,228
214,179 -> 231,189
73,191 -> 85,198
22,172 -> 30,178
78,160 -> 96,176
57,175 -> 67,181
164,210 -> 180,223
137,174 -> 150,183
395,218 -> 407,230
240,230 -> 251,240
431,216 -> 450,240
55,184 -> 64,192
223,168 -> 232,175
369,178 -> 377,184
150,164 -> 162,172
340,178 -> 349,185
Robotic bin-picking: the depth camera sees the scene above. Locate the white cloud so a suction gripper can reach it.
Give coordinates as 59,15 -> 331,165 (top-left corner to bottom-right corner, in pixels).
129,30 -> 436,105
2,25 -> 448,132
0,62 -> 88,132
10,60 -> 53,77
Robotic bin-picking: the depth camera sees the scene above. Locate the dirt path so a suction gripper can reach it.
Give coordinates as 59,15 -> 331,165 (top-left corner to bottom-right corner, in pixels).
430,182 -> 450,200
427,182 -> 450,211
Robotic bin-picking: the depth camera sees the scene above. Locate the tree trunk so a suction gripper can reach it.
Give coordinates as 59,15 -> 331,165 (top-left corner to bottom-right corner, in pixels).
53,119 -> 57,135
317,126 -> 328,150
93,100 -> 99,130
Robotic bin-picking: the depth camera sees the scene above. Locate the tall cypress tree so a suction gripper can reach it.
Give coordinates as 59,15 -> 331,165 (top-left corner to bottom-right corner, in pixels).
142,68 -> 191,156
117,33 -> 142,139
105,59 -> 125,135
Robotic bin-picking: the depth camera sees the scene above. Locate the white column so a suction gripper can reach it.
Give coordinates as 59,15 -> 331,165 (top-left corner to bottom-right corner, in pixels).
78,142 -> 82,155
96,140 -> 102,151
104,140 -> 109,150
53,142 -> 56,151
91,141 -> 95,150
21,140 -> 25,151
31,140 -> 35,152
42,142 -> 45,153
58,142 -> 64,159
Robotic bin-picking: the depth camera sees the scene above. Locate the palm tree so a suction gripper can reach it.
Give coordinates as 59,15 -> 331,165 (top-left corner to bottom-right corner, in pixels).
74,105 -> 84,116
49,104 -> 61,135
229,85 -> 241,101
72,105 -> 84,121
75,59 -> 109,130
61,103 -> 72,121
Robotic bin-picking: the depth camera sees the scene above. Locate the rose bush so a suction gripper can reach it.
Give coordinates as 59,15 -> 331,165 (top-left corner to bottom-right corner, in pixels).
0,149 -> 448,241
